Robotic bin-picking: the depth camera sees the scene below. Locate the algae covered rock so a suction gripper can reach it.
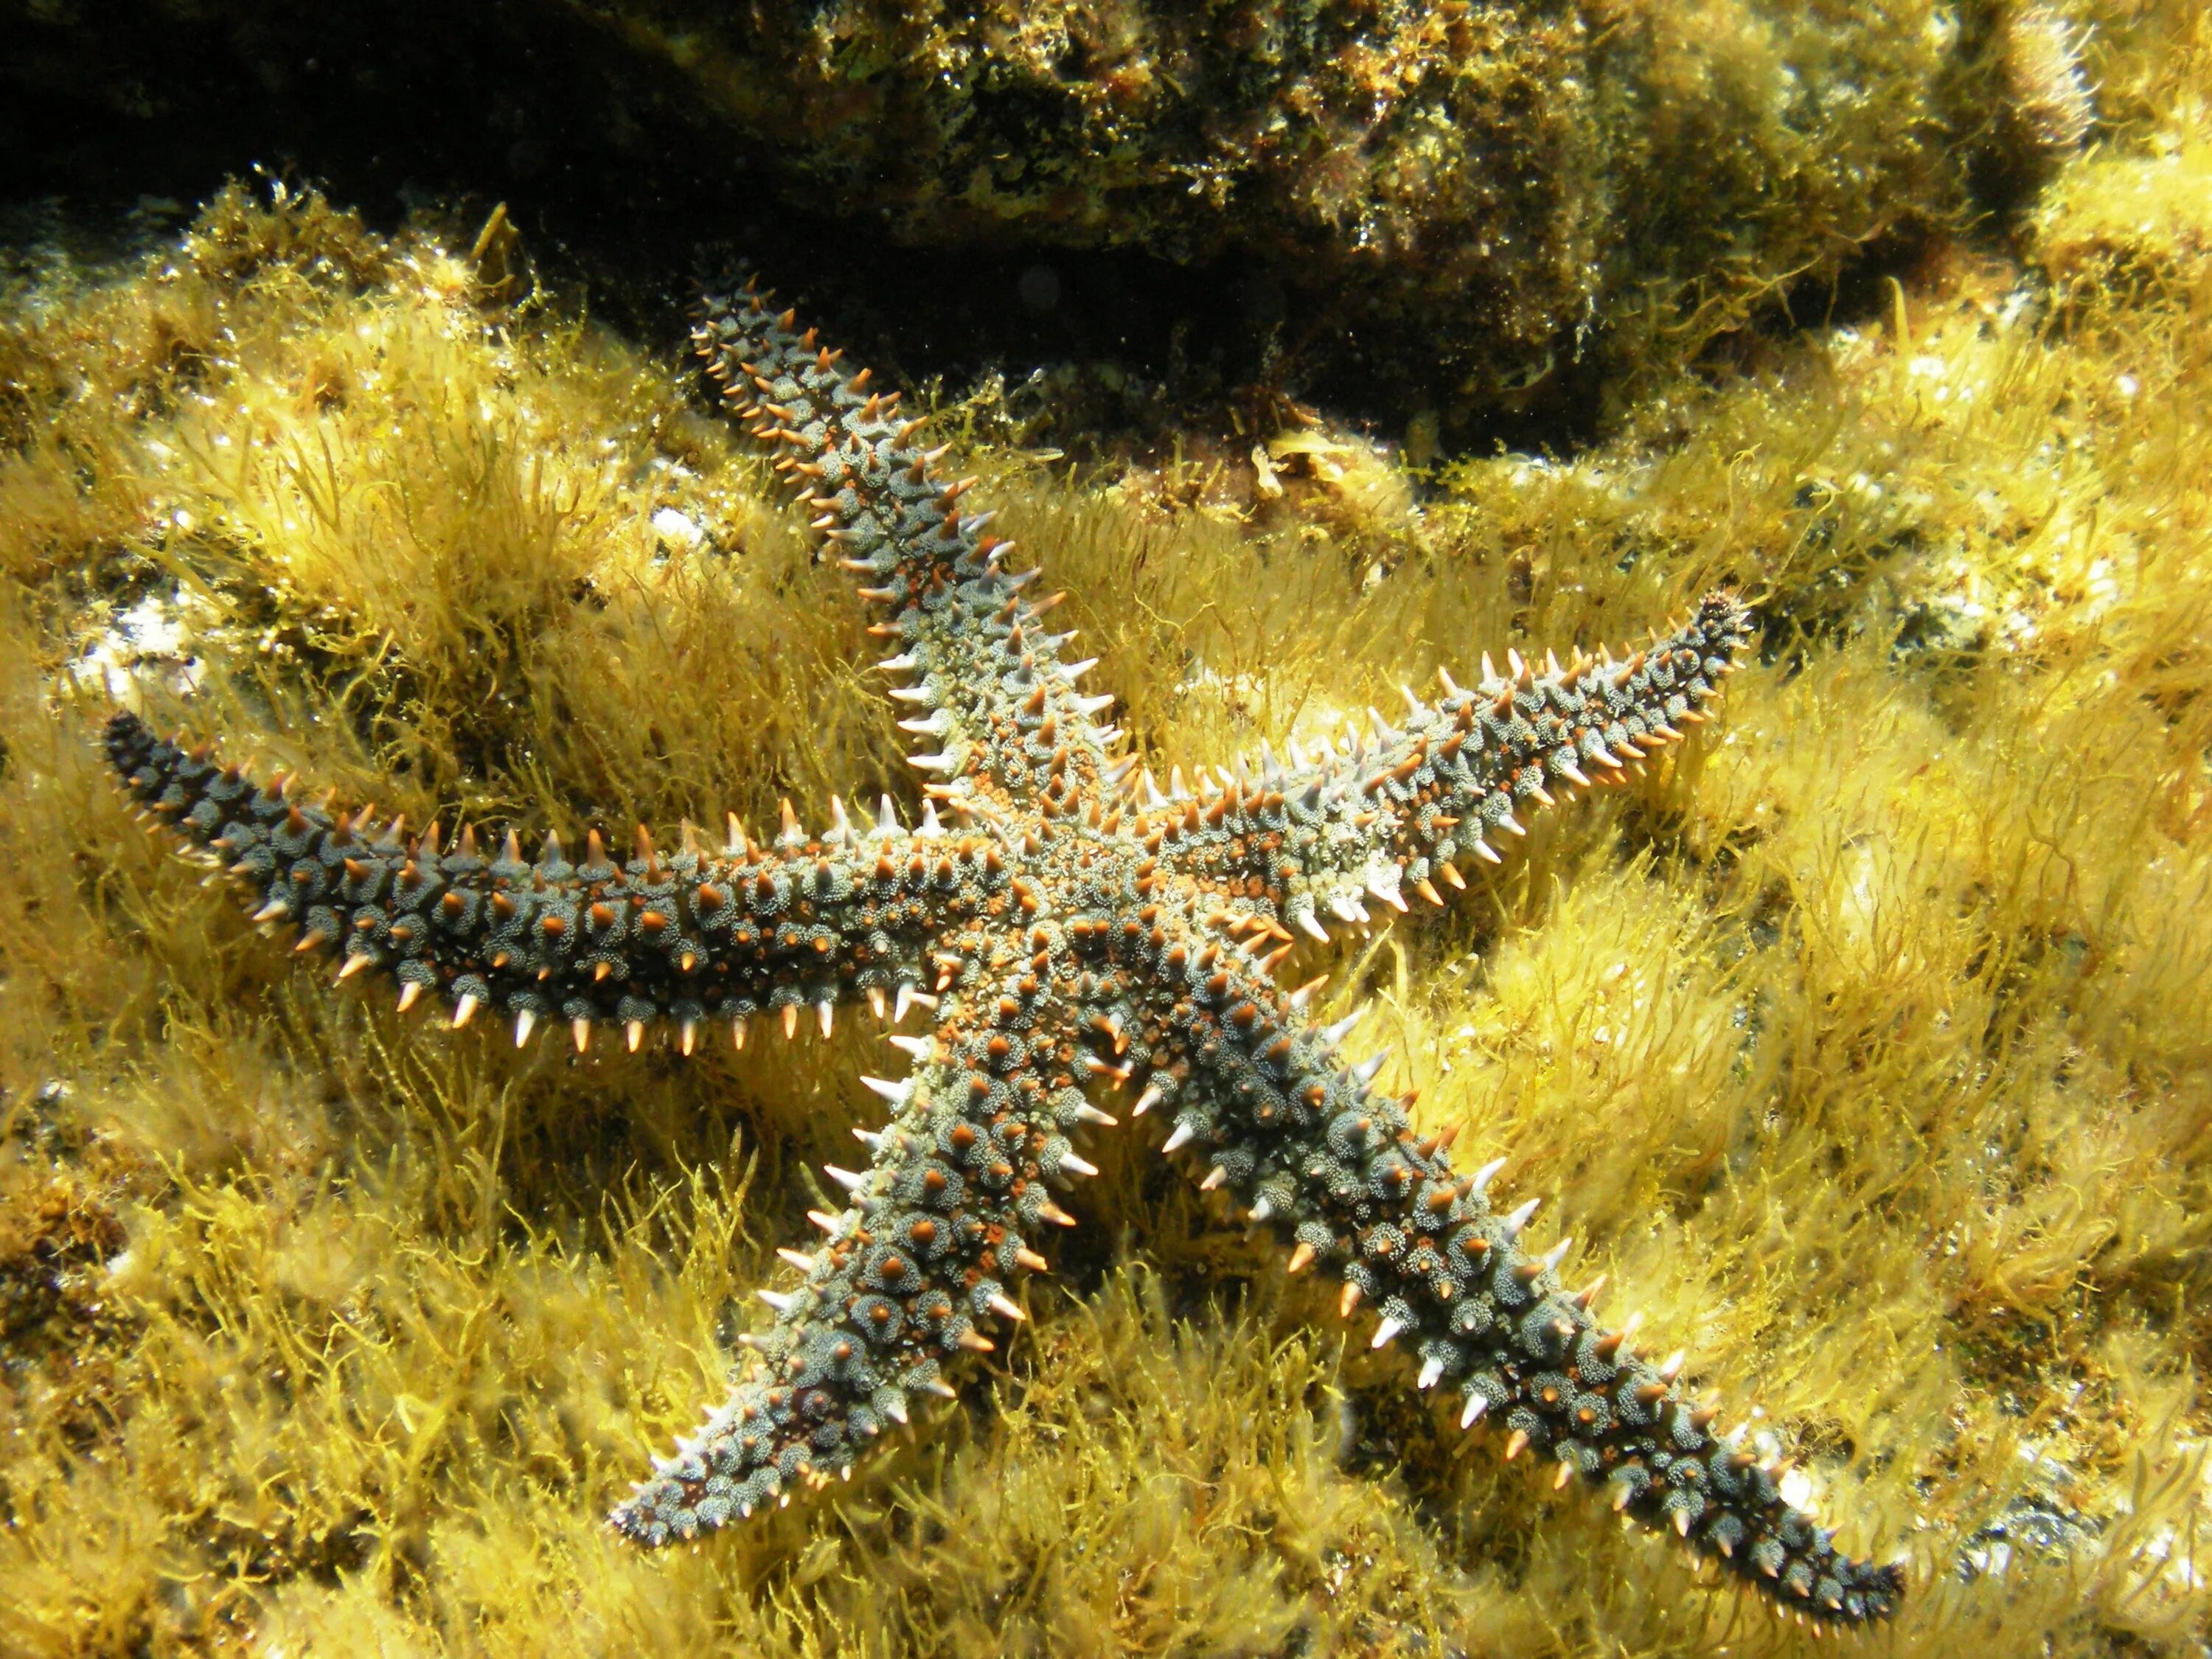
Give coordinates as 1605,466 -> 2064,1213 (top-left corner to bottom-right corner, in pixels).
15,5 -> 2212,1656
579,0 -> 2042,408
7,0 -> 2090,427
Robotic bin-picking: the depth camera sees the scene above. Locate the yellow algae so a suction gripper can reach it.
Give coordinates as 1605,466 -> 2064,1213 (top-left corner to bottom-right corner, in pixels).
2,12 -> 2212,1647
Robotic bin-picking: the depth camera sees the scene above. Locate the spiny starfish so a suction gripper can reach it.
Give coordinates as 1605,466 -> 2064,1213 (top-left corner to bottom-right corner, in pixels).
103,279 -> 1905,1627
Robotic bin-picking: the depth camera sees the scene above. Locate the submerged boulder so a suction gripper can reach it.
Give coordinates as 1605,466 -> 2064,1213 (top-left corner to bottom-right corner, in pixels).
7,0 -> 2090,425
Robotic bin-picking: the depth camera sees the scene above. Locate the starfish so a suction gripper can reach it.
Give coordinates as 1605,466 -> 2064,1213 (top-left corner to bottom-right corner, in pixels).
102,279 -> 1904,1627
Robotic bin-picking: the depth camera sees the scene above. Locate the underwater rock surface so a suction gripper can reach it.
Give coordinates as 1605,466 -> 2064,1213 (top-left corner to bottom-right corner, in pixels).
3,2 -> 2211,1655
6,0 -> 2094,421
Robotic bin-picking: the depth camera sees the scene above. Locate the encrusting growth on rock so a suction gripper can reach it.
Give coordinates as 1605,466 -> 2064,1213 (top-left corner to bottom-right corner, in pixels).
102,279 -> 1904,1627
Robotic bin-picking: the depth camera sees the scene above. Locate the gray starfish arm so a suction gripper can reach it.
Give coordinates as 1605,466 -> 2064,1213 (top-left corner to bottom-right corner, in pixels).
103,712 -> 1001,1048
1144,594 -> 1758,941
611,992 -> 1097,1543
692,284 -> 1126,814
1128,921 -> 1903,1627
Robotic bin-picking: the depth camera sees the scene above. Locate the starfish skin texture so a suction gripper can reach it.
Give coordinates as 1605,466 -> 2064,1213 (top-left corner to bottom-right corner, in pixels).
102,279 -> 1905,1627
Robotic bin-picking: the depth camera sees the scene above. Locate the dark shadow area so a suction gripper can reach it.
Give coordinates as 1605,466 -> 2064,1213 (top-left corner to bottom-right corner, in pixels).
0,0 -> 1344,450
0,0 -> 1978,467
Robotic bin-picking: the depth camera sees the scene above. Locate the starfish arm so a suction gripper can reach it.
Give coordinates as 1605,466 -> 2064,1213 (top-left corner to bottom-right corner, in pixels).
611,992 -> 1095,1543
102,712 -> 1000,1048
1129,917 -> 1903,1626
692,285 -> 1124,814
1146,594 -> 1757,940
